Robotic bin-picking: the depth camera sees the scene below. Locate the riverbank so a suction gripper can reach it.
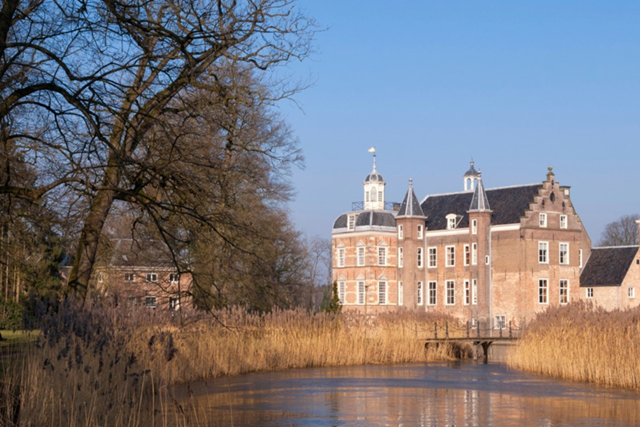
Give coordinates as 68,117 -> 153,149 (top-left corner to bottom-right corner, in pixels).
507,302 -> 640,390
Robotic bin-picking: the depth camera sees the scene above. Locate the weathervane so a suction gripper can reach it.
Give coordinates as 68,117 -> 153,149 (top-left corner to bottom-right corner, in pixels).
368,146 -> 377,171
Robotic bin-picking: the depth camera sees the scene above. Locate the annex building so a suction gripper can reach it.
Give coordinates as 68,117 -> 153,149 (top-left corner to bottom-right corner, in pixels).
332,155 -> 640,328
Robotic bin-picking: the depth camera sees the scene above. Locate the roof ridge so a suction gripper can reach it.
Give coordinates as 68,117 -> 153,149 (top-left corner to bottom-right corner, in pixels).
593,245 -> 640,249
420,183 -> 541,204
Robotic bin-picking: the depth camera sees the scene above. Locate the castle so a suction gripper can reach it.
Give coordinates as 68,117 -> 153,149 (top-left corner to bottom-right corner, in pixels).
331,152 -> 640,327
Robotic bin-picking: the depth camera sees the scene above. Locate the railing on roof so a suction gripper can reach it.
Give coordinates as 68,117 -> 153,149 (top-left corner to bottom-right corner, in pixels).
351,201 -> 401,211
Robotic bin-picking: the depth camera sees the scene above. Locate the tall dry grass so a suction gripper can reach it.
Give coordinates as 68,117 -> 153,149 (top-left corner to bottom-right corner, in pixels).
507,301 -> 640,389
0,299 -> 461,426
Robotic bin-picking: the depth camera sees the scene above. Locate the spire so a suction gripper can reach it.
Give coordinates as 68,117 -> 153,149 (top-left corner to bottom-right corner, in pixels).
397,178 -> 425,217
469,171 -> 490,211
368,146 -> 377,172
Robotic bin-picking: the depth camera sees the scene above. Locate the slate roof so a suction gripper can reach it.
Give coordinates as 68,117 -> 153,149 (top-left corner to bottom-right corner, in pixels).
469,177 -> 490,211
106,239 -> 174,268
397,182 -> 425,217
420,184 -> 542,230
580,246 -> 639,287
364,171 -> 384,182
333,211 -> 396,231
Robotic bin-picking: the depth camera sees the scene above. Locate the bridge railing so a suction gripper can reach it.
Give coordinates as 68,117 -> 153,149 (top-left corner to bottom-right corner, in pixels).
428,320 -> 525,340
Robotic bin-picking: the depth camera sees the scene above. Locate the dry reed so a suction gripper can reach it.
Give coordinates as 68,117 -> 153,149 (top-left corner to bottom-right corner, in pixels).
0,299 -> 462,426
507,301 -> 640,389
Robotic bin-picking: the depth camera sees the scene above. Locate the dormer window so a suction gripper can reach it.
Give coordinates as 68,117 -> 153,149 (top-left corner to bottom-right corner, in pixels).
446,214 -> 458,230
347,214 -> 357,231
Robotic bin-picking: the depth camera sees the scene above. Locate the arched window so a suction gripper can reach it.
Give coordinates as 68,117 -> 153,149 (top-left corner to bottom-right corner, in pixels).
371,187 -> 377,202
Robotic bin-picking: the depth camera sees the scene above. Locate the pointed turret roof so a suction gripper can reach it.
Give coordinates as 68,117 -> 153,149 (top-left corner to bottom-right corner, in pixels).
397,179 -> 425,217
469,173 -> 491,211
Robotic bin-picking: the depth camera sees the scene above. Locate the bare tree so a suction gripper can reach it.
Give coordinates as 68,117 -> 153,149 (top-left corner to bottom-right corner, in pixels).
598,214 -> 640,247
0,0 -> 316,297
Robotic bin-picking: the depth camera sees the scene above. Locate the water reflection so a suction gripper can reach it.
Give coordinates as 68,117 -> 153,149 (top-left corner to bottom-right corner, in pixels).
172,363 -> 640,426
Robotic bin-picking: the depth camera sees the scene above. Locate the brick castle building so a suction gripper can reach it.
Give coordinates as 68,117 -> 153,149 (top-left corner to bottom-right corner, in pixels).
332,152 -> 640,327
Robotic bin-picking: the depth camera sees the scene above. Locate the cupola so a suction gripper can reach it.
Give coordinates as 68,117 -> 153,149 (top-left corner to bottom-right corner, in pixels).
364,147 -> 386,210
464,160 -> 479,192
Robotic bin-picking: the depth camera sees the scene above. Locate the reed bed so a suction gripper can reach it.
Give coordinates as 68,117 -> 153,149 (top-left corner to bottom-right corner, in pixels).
0,299 -> 462,426
507,301 -> 640,389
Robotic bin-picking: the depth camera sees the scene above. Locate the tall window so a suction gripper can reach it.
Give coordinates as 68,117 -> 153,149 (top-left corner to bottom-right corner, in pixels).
338,248 -> 345,267
357,281 -> 365,305
472,243 -> 477,265
357,246 -> 365,266
169,297 -> 180,311
446,281 -> 455,305
417,247 -> 424,268
472,279 -> 478,305
398,248 -> 403,268
538,279 -> 548,304
338,281 -> 346,304
464,280 -> 470,305
417,225 -> 424,240
538,242 -> 549,264
446,246 -> 455,267
539,213 -> 547,228
559,243 -> 569,265
559,279 -> 569,304
560,215 -> 567,229
378,247 -> 387,265
371,187 -> 377,202
472,219 -> 477,235
629,287 -> 635,299
398,225 -> 403,240
428,281 -> 437,305
417,282 -> 423,306
97,273 -> 104,283
348,214 -> 356,231
428,247 -> 437,268
586,287 -> 593,298
464,245 -> 470,266
398,281 -> 403,306
378,281 -> 387,304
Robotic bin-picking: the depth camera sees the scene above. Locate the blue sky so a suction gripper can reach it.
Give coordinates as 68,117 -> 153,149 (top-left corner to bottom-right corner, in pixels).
279,1 -> 640,243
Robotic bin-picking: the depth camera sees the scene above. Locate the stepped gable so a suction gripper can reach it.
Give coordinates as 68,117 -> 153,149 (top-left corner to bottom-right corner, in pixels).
580,246 -> 639,287
420,184 -> 542,230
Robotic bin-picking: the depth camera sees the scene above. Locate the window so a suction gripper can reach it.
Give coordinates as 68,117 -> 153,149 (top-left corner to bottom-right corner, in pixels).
347,214 -> 356,231
538,279 -> 548,304
485,255 -> 490,265
398,282 -> 403,306
494,315 -> 506,330
560,215 -> 567,229
170,273 -> 179,283
446,281 -> 455,305
378,191 -> 383,202
145,296 -> 157,309
464,280 -> 470,305
471,219 -> 477,235
472,279 -> 478,305
428,281 -> 437,305
338,281 -> 346,304
586,287 -> 593,298
417,225 -> 424,240
447,215 -> 457,229
538,242 -> 548,264
398,248 -> 403,268
417,247 -> 423,268
146,273 -> 158,283
365,191 -> 370,202
579,249 -> 583,268
629,287 -> 635,299
371,187 -> 377,202
97,273 -> 104,283
357,282 -> 365,305
417,282 -> 423,306
124,273 -> 135,282
378,281 -> 387,304
169,296 -> 180,311
446,246 -> 455,267
559,279 -> 569,304
539,213 -> 547,228
378,247 -> 387,266
464,245 -> 470,266
357,246 -> 365,266
428,247 -> 437,268
398,225 -> 403,240
559,243 -> 569,265
337,248 -> 345,267
472,243 -> 477,265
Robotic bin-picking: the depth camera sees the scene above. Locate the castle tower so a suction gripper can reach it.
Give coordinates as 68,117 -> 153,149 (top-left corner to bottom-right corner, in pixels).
364,148 -> 385,210
467,171 -> 492,327
464,160 -> 479,192
396,179 -> 427,309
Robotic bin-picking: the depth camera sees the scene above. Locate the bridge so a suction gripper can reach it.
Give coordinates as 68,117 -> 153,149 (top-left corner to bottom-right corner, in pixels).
424,322 -> 521,363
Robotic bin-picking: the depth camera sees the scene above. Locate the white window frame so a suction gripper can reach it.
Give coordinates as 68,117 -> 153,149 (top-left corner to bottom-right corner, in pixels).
428,281 -> 437,305
472,243 -> 477,265
471,219 -> 477,235
124,273 -> 135,282
378,246 -> 387,266
494,315 -> 506,330
338,247 -> 346,267
417,282 -> 424,306
428,247 -> 437,268
398,281 -> 403,306
169,296 -> 180,311
538,279 -> 548,304
357,245 -> 365,267
417,247 -> 423,268
464,245 -> 470,266
398,225 -> 403,240
539,213 -> 547,228
417,225 -> 424,240
146,273 -> 158,283
586,287 -> 593,298
170,273 -> 179,283
446,280 -> 455,305
97,273 -> 104,283
338,281 -> 346,304
378,281 -> 387,305
446,246 -> 455,267
559,242 -> 569,265
559,279 -> 569,304
538,241 -> 549,264
464,280 -> 470,305
357,281 -> 365,305
447,215 -> 457,230
560,215 -> 568,229
629,287 -> 635,299
398,247 -> 403,268
145,295 -> 157,309
348,214 -> 356,231
472,279 -> 478,305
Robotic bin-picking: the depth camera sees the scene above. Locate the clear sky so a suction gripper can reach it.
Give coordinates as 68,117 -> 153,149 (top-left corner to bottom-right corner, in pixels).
279,1 -> 640,244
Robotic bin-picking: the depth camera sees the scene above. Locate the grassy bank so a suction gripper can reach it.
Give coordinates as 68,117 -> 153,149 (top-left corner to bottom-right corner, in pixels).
0,300 -> 461,426
507,302 -> 640,389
